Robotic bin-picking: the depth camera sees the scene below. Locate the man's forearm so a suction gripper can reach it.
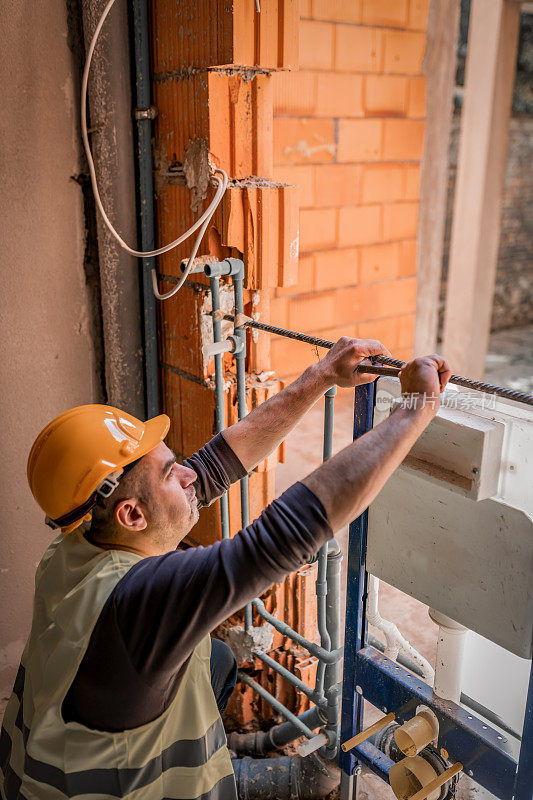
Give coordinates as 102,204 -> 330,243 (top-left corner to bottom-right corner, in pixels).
302,402 -> 433,531
222,364 -> 331,472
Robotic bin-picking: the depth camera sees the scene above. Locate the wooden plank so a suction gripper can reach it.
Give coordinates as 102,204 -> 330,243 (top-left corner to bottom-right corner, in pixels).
441,0 -> 520,377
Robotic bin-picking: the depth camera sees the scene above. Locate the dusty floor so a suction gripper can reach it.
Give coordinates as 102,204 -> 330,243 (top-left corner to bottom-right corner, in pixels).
274,325 -> 533,800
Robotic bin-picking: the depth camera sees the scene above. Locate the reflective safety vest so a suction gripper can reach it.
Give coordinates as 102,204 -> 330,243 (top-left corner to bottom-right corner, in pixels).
0,530 -> 236,800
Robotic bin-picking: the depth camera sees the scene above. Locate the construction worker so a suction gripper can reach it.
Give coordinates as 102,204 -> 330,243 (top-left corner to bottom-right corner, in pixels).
0,337 -> 450,800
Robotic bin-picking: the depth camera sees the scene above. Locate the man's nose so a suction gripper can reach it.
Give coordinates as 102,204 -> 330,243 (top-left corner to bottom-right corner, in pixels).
180,466 -> 197,488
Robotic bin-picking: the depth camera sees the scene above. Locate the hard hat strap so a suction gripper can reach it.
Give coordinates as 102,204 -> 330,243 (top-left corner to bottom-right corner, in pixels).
44,458 -> 142,530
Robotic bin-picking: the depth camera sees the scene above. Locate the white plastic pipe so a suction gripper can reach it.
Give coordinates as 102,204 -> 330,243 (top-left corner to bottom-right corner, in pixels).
202,339 -> 233,358
367,576 -> 435,684
429,609 -> 467,703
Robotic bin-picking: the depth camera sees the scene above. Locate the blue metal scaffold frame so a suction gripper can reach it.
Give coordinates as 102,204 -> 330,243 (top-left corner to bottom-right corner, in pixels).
340,384 -> 533,799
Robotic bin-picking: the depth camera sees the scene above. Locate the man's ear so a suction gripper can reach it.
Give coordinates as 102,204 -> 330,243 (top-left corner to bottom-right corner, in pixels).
114,498 -> 147,532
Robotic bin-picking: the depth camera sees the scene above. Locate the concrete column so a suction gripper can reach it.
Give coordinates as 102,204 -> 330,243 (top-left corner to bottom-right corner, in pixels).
441,0 -> 520,377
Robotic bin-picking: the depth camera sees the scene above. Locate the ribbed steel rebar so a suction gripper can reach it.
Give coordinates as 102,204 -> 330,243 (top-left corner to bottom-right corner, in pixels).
214,313 -> 533,407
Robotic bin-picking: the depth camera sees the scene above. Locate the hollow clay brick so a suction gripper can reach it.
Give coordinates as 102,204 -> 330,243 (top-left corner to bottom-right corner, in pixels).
360,241 -> 402,282
337,205 -> 382,247
359,164 -> 405,203
155,72 -> 274,179
399,239 -> 418,276
404,164 -> 421,200
334,25 -> 383,73
358,313 -> 416,350
361,0 -> 408,27
159,283 -> 209,378
363,75 -> 408,117
314,248 -> 360,290
383,30 -> 426,74
408,0 -> 430,31
275,253 -> 316,296
151,0 -> 234,73
270,296 -> 290,328
310,0 -> 361,24
382,201 -> 419,240
383,119 -> 425,160
299,19 -> 334,70
250,0 -> 300,69
313,165 -> 361,207
407,76 -> 427,118
152,0 -> 299,71
299,208 -> 337,251
337,119 -> 383,163
274,118 -> 336,165
161,369 -> 183,457
221,185 -> 299,289
316,73 -> 364,118
273,165 -> 316,208
271,336 -> 323,379
273,70 -> 318,116
289,290 -> 337,332
336,276 -> 417,323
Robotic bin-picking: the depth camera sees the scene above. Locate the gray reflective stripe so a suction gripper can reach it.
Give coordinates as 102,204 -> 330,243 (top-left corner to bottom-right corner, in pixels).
1,723 -> 233,800
20,716 -> 227,798
163,773 -> 237,800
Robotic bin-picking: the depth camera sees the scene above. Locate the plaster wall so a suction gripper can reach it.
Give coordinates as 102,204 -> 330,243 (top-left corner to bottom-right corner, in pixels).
0,0 -> 100,702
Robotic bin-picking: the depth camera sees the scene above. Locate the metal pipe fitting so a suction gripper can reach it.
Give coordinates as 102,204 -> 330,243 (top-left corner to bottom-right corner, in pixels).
204,257 -> 244,278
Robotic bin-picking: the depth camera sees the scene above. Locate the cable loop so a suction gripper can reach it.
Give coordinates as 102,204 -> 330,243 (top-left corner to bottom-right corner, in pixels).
81,0 -> 227,300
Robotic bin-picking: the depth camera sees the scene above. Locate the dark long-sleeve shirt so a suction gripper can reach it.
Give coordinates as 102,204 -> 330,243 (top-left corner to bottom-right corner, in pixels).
62,433 -> 332,731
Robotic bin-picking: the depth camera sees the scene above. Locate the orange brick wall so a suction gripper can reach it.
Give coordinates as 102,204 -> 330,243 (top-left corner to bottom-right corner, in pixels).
270,0 -> 429,383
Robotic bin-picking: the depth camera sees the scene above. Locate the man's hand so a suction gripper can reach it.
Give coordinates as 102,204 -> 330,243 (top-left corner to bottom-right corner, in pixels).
398,355 -> 452,416
303,352 -> 454,532
317,337 -> 392,388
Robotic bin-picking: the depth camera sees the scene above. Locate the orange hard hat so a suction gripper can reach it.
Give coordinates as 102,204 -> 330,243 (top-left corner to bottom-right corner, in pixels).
27,405 -> 170,534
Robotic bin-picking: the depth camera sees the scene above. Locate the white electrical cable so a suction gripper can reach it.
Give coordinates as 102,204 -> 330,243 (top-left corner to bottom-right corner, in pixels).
81,0 -> 228,300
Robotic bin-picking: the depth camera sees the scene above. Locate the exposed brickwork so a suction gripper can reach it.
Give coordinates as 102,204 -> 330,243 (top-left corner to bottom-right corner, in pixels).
273,0 -> 428,382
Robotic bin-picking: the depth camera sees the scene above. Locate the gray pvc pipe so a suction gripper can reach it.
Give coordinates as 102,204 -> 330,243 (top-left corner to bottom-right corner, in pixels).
209,275 -> 230,539
252,599 -> 343,664
254,651 -> 327,711
232,267 -> 252,630
228,706 -> 325,757
238,672 -> 316,739
315,387 -> 337,696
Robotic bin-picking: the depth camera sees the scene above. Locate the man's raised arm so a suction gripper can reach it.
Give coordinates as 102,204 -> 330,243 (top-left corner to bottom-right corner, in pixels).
222,337 -> 392,473
302,355 -> 452,532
